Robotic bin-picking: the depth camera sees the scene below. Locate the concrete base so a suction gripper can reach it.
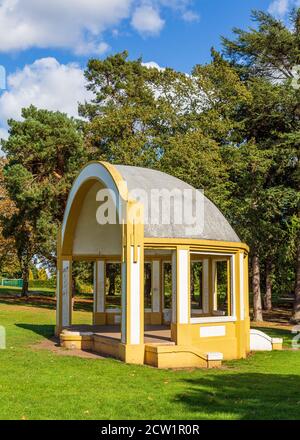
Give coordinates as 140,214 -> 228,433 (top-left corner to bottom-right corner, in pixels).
59,325 -> 224,369
144,344 -> 223,369
250,329 -> 283,351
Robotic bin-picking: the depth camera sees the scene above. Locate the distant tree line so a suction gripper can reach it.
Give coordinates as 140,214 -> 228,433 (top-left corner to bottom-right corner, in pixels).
0,9 -> 299,322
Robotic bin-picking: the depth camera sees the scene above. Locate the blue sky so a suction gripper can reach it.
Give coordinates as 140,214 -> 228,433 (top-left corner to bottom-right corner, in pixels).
0,0 -> 275,74
0,0 -> 297,140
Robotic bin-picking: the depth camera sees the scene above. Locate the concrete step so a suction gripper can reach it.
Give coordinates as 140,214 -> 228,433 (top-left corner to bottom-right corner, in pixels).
144,343 -> 223,369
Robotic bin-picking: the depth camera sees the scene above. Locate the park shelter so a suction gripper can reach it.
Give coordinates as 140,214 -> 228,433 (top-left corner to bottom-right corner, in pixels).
56,161 -> 282,368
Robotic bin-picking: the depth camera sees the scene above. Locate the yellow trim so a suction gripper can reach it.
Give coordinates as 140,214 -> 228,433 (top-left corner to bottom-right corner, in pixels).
144,237 -> 249,253
100,161 -> 128,201
227,259 -> 231,316
61,161 -> 129,256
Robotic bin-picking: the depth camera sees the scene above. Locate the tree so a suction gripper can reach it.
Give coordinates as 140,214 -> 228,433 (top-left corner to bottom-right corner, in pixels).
0,158 -> 20,278
222,9 -> 300,81
79,51 -> 162,166
80,51 -> 251,209
1,106 -> 86,296
222,9 -> 300,320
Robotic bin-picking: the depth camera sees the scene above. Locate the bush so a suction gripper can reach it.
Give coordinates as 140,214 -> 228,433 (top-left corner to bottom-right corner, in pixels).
75,281 -> 93,295
29,279 -> 56,289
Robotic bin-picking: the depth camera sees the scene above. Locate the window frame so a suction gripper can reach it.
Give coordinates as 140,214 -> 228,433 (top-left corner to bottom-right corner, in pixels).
189,252 -> 236,324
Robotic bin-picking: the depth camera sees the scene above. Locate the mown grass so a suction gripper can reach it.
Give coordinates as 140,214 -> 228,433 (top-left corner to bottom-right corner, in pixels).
0,300 -> 299,420
0,285 -> 56,296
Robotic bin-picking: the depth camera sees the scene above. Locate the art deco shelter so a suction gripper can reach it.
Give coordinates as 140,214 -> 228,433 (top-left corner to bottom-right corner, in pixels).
56,161 -> 282,368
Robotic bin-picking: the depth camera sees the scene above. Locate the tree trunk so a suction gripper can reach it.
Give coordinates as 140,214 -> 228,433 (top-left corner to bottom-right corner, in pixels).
252,253 -> 263,321
21,264 -> 29,298
263,258 -> 273,311
291,240 -> 300,324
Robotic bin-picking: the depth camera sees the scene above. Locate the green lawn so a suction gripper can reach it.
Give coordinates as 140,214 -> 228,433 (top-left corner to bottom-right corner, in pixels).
0,285 -> 56,297
0,300 -> 299,420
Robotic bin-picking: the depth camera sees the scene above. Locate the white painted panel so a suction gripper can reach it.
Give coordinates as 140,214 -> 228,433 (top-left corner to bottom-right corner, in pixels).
171,251 -> 177,323
121,261 -> 126,343
250,329 -> 272,351
200,325 -> 226,337
190,252 -> 233,256
250,329 -> 283,351
163,309 -> 171,323
93,262 -> 96,313
239,253 -> 245,320
56,269 -> 60,326
191,316 -> 236,324
206,352 -> 223,361
202,259 -> 209,313
212,260 -> 217,310
114,315 -> 121,324
178,249 -> 189,324
130,246 -> 141,344
96,260 -> 105,312
62,261 -> 70,327
152,260 -> 160,312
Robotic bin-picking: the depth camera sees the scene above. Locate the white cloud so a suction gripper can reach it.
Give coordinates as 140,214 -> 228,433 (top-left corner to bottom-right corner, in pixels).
142,61 -> 165,71
0,56 -> 167,141
74,41 -> 110,57
0,58 -> 92,134
0,0 -> 199,53
0,127 -> 8,141
182,10 -> 200,22
268,0 -> 290,16
131,5 -> 165,35
268,0 -> 300,17
0,0 -> 132,54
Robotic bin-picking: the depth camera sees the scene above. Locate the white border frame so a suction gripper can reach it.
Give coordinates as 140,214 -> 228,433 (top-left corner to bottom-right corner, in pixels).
190,251 -> 236,324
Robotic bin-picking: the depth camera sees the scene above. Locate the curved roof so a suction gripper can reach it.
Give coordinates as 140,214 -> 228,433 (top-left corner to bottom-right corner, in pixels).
115,164 -> 240,242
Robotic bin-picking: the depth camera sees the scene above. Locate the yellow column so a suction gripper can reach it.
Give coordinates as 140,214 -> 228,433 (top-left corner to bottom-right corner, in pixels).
236,251 -> 248,358
244,252 -> 250,352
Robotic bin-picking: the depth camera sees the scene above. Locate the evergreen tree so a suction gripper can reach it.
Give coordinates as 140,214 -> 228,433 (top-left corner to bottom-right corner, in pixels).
1,106 -> 86,296
222,9 -> 300,320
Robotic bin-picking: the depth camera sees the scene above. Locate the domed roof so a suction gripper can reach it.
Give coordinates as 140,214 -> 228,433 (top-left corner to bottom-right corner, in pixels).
115,165 -> 240,242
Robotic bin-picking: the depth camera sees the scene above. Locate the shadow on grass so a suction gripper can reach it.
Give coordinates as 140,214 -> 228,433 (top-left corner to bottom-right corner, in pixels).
177,372 -> 300,419
0,297 -> 93,313
0,297 -> 56,310
16,323 -> 55,340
